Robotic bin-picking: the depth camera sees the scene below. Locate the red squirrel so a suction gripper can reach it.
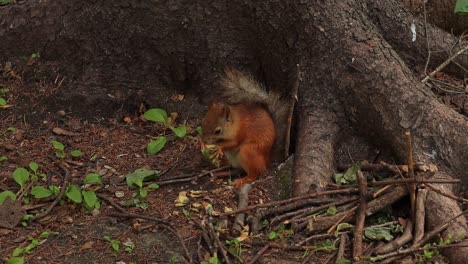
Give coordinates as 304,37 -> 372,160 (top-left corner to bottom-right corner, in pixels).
201,68 -> 287,188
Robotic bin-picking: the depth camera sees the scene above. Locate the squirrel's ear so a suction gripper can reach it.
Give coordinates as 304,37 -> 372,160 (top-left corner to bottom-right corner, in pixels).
223,105 -> 231,121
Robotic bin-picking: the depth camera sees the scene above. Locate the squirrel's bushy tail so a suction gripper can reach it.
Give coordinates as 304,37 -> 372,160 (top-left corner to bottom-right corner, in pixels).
220,67 -> 288,120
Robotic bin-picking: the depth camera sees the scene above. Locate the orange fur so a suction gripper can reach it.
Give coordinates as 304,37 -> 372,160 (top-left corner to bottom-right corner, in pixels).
202,102 -> 275,188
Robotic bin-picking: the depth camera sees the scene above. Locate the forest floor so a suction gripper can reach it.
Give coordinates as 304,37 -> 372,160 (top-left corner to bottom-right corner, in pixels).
1,62 -> 465,263
0,72 -> 308,263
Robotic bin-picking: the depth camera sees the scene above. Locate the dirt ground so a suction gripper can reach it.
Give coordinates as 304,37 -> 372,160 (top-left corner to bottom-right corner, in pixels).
1,60 -> 465,263
0,68 -> 312,263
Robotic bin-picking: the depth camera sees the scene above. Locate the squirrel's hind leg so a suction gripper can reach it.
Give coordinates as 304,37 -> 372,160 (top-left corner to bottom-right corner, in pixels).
232,145 -> 267,188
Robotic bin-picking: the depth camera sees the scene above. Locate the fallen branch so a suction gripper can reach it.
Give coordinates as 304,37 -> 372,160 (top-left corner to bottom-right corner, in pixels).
413,188 -> 427,244
337,161 -> 438,174
336,233 -> 348,262
308,186 -> 408,233
353,170 -> 367,260
422,44 -> 468,83
425,183 -> 468,203
233,184 -> 252,236
405,131 -> 416,223
374,219 -> 413,255
221,188 -> 359,217
247,243 -> 270,264
156,166 -> 230,186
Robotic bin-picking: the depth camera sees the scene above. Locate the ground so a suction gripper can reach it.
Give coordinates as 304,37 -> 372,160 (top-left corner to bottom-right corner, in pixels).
1,61 -> 464,264
0,68 -> 306,263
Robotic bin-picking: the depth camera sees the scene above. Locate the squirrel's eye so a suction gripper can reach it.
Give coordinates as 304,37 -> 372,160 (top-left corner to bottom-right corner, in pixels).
214,127 -> 222,135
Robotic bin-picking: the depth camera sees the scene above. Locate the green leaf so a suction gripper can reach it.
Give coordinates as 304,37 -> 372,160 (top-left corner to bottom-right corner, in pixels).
365,227 -> 394,241
12,247 -> 24,257
49,185 -> 60,195
7,256 -> 24,264
0,97 -> 6,106
125,168 -> 160,188
326,204 -> 337,215
66,185 -> 82,203
139,189 -> 148,198
334,163 -> 361,185
208,256 -> 219,264
0,156 -> 7,162
84,173 -> 103,185
335,223 -> 354,237
82,190 -> 98,209
147,183 -> 159,190
29,162 -> 39,173
0,191 -> 16,205
112,241 -> 120,251
455,0 -> 468,14
51,140 -> 65,151
70,150 -> 84,157
30,186 -> 53,199
7,127 -> 16,132
13,168 -> 30,187
313,239 -> 336,252
147,136 -> 167,154
195,126 -> 202,135
55,150 -> 65,159
0,88 -> 10,94
144,108 -> 168,123
172,125 -> 187,138
268,231 -> 277,240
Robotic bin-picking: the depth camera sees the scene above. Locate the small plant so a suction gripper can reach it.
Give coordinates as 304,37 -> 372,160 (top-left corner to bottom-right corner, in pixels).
104,235 -> 120,252
65,173 -> 103,210
31,52 -> 41,59
51,140 -> 66,158
200,257 -> 219,264
125,182 -> 159,210
333,163 -> 361,185
51,140 -> 85,159
226,238 -> 242,258
268,225 -> 294,241
7,231 -> 59,263
0,97 -> 6,106
144,108 -> 187,154
0,127 -> 16,137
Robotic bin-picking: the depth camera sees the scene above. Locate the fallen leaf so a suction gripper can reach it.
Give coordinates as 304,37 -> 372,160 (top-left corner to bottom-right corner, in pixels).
81,241 -> 95,250
123,117 -> 132,124
0,198 -> 25,229
52,127 -> 80,136
171,94 -> 185,102
175,191 -> 189,207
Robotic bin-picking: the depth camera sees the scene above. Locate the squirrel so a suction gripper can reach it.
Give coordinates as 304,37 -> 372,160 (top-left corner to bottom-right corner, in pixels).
201,67 -> 288,188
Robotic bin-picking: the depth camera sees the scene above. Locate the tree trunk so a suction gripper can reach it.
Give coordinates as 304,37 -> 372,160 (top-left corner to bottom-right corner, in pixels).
1,0 -> 467,262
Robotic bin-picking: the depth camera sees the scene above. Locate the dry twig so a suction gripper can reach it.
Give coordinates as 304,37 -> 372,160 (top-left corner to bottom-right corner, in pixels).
353,171 -> 367,260
233,184 -> 252,235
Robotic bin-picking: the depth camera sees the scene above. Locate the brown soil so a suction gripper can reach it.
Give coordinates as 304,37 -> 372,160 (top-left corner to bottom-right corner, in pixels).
0,72 -> 305,263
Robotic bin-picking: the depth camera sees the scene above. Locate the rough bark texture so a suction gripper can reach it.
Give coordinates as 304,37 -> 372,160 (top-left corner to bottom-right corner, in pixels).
1,0 -> 467,261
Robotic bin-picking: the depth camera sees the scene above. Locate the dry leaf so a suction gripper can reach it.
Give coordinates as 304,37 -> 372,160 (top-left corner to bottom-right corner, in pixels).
52,127 -> 79,136
175,191 -> 189,207
171,94 -> 185,102
123,117 -> 132,124
81,241 -> 95,250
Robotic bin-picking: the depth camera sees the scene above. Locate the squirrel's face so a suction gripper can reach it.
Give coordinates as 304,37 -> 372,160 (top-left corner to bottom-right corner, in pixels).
201,101 -> 232,144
